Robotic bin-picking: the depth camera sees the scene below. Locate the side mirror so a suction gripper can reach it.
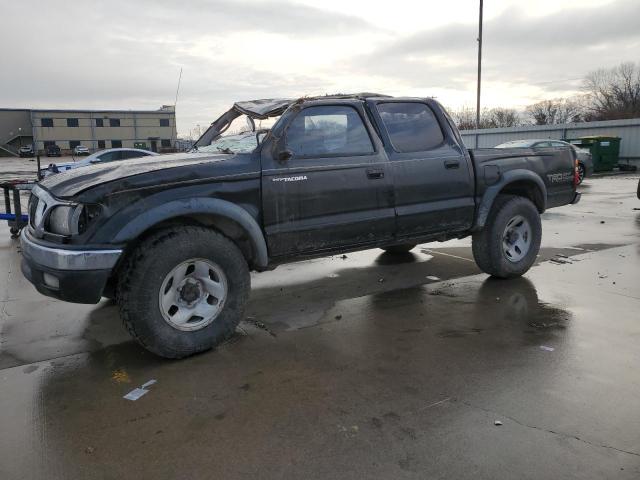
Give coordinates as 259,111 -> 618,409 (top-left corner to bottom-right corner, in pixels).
278,149 -> 293,162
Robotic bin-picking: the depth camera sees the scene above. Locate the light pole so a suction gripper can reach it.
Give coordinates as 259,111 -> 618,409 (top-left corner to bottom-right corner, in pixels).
476,0 -> 483,130
18,127 -> 22,148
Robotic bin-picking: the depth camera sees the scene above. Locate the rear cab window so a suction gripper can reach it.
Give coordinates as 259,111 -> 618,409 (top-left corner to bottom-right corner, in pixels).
285,105 -> 374,158
376,102 -> 444,153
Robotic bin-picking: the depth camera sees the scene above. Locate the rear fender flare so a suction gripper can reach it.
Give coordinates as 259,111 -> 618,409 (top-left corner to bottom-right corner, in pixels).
475,170 -> 547,229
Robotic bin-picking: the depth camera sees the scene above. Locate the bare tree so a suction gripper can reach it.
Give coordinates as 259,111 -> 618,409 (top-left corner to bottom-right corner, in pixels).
449,106 -> 477,130
583,62 -> 640,120
485,107 -> 520,128
450,106 -> 520,130
525,97 -> 584,125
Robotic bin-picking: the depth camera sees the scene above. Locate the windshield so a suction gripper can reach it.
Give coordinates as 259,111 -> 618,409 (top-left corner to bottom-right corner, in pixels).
195,132 -> 259,154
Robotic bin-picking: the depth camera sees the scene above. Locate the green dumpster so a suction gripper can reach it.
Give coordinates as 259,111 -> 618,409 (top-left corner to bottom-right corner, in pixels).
564,136 -> 621,172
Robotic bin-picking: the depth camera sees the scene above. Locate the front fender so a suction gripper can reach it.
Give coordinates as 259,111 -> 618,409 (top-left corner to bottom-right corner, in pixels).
112,197 -> 269,268
474,169 -> 547,229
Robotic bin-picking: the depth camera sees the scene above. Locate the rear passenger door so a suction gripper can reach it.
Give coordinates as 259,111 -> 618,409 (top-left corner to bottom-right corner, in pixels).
261,103 -> 395,256
370,100 -> 475,238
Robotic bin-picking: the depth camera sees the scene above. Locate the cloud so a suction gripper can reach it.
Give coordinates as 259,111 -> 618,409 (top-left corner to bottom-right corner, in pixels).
2,0 -> 639,135
351,0 -> 640,102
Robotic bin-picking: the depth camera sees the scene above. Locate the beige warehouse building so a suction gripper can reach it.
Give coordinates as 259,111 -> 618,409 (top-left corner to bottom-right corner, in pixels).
0,106 -> 176,156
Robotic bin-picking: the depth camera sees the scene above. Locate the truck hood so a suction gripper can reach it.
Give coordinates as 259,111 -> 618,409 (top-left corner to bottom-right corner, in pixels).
40,152 -> 233,198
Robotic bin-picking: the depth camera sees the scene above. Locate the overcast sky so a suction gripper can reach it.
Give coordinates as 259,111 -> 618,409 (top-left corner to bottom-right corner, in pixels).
2,0 -> 638,136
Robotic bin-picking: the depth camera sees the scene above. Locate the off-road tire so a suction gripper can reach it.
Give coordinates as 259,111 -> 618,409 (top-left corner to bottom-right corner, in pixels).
382,244 -> 417,254
117,226 -> 250,358
472,195 -> 541,279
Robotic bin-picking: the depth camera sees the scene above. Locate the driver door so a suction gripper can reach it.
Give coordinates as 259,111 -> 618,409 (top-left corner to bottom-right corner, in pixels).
261,103 -> 394,257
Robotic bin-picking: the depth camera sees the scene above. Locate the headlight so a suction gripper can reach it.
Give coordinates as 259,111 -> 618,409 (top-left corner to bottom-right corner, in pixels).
47,205 -> 83,235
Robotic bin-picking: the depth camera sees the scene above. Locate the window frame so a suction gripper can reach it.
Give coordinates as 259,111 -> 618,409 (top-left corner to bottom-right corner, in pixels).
69,140 -> 81,149
97,140 -> 106,149
159,118 -> 170,127
109,118 -> 121,127
375,101 -> 446,154
161,139 -> 171,147
41,118 -> 53,127
111,140 -> 122,148
283,104 -> 376,160
95,118 -> 104,127
66,118 -> 79,127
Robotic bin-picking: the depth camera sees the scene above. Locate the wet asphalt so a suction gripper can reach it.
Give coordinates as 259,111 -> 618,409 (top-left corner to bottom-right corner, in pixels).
1,174 -> 639,479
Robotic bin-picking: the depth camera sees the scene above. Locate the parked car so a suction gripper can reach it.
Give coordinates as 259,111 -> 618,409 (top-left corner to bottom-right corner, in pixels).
21,94 -> 580,358
18,145 -> 34,157
496,139 -> 593,184
73,145 -> 90,156
45,144 -> 61,157
40,147 -> 158,177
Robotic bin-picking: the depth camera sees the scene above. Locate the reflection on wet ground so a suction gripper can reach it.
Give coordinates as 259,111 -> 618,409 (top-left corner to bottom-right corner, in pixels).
1,175 -> 639,479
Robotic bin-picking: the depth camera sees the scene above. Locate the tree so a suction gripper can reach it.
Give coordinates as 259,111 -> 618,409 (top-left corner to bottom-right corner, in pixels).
583,62 -> 640,120
449,106 -> 521,130
525,97 -> 584,125
485,107 -> 520,128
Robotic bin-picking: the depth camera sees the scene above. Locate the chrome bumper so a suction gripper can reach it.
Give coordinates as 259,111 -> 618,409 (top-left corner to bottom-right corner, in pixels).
20,229 -> 122,271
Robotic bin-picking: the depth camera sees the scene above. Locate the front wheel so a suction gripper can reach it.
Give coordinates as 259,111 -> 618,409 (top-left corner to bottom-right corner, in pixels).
117,226 -> 250,358
472,195 -> 541,278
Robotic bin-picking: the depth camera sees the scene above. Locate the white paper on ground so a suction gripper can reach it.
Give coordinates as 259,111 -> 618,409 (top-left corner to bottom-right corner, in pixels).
123,388 -> 149,401
539,345 -> 555,352
141,379 -> 157,389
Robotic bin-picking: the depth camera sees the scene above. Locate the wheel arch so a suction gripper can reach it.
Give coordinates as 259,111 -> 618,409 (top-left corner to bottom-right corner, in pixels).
112,198 -> 269,270
475,170 -> 546,229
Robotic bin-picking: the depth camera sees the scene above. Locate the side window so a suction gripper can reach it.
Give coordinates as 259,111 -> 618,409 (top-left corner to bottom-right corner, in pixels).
121,151 -> 146,160
96,151 -> 120,162
377,102 -> 444,153
286,105 -> 374,158
550,141 -> 566,147
535,142 -> 552,148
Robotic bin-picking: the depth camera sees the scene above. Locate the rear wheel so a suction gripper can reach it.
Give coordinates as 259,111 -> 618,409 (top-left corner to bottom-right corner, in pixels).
382,244 -> 417,254
577,163 -> 586,184
117,226 -> 250,358
472,195 -> 541,278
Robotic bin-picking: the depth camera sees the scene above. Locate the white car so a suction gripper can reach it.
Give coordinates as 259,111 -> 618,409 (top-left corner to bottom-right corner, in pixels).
41,148 -> 158,177
73,145 -> 90,156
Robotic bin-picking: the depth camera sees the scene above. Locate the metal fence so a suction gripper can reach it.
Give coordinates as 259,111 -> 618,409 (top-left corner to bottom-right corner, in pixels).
460,118 -> 640,165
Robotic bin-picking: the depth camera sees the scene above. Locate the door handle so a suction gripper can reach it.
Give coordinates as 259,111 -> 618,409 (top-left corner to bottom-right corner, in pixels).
366,169 -> 384,179
444,159 -> 460,169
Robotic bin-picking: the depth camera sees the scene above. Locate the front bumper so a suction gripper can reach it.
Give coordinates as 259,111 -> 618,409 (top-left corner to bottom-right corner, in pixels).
20,229 -> 123,304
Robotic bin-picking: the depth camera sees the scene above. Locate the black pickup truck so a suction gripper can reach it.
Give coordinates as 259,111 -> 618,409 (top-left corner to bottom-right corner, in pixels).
21,94 -> 580,358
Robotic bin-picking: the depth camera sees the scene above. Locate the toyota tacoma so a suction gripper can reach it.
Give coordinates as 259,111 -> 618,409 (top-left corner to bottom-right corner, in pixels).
20,94 -> 581,358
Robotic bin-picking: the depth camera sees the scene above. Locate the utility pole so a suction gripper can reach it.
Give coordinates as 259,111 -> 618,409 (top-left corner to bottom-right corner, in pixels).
476,0 -> 483,130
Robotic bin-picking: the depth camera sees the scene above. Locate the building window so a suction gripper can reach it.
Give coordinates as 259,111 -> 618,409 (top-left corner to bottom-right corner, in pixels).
41,118 -> 53,127
95,118 -> 104,127
97,140 -> 105,149
44,141 -> 56,147
109,118 -> 120,127
111,140 -> 122,148
161,139 -> 171,147
67,118 -> 79,127
160,118 -> 170,127
69,141 -> 81,149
